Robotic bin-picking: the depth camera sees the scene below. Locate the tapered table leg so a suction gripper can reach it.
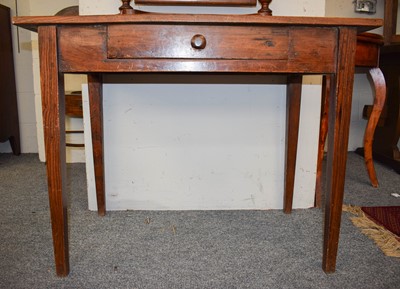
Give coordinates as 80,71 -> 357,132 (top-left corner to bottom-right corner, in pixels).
38,26 -> 69,276
88,74 -> 106,216
315,75 -> 332,207
283,74 -> 302,214
323,27 -> 357,273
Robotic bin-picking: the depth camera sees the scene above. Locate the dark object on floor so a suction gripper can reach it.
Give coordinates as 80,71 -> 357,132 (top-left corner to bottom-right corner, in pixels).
0,4 -> 20,155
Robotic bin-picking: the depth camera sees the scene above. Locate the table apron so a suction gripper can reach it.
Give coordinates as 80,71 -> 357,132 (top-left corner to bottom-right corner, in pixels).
58,24 -> 338,74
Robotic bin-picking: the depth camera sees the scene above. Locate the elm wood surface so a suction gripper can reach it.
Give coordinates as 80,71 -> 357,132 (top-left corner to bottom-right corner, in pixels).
57,6 -> 85,149
107,25 -> 292,60
59,25 -> 338,73
88,74 -> 106,217
283,75 -> 302,214
38,25 -> 69,276
0,5 -> 20,155
13,14 -> 381,277
13,14 -> 382,31
322,27 -> 358,272
316,33 -> 386,200
315,75 -> 331,207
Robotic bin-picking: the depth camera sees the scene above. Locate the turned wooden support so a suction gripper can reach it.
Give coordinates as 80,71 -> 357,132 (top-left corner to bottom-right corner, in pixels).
119,0 -> 272,15
119,0 -> 135,15
258,0 -> 273,16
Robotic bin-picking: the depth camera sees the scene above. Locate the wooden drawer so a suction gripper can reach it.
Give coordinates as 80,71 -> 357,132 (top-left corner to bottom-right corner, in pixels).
58,25 -> 337,74
107,24 -> 289,60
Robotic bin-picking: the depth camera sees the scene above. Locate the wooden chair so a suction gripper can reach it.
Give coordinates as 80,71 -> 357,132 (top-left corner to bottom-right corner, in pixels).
371,0 -> 400,173
65,91 -> 84,147
315,32 -> 386,206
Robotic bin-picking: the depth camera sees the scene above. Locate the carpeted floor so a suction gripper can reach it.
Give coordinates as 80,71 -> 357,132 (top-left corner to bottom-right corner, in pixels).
0,152 -> 399,289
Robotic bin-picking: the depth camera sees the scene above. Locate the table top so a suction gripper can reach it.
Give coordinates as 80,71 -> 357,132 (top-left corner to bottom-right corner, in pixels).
13,13 -> 382,32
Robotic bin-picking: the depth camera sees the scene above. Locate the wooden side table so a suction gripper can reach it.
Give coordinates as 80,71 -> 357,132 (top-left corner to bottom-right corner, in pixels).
13,4 -> 382,276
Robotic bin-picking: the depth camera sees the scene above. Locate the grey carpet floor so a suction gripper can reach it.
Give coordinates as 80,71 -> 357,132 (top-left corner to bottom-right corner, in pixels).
0,152 -> 399,289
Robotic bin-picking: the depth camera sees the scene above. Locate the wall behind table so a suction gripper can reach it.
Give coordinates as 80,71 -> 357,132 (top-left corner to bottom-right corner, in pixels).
80,0 -> 324,211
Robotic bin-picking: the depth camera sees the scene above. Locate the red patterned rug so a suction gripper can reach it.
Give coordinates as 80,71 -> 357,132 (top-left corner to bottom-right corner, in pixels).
362,206 -> 400,237
343,205 -> 400,257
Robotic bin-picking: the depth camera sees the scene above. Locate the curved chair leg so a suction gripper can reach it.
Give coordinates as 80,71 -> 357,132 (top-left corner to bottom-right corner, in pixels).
315,75 -> 331,208
364,68 -> 386,187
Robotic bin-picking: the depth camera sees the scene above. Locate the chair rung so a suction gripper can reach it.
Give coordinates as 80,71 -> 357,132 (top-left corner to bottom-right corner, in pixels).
66,143 -> 85,147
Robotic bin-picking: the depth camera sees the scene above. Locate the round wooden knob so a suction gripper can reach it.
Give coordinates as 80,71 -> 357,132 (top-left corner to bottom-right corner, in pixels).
191,34 -> 207,50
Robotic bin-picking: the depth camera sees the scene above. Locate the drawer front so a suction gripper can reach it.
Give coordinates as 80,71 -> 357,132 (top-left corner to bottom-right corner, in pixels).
107,24 -> 289,60
58,25 -> 337,74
